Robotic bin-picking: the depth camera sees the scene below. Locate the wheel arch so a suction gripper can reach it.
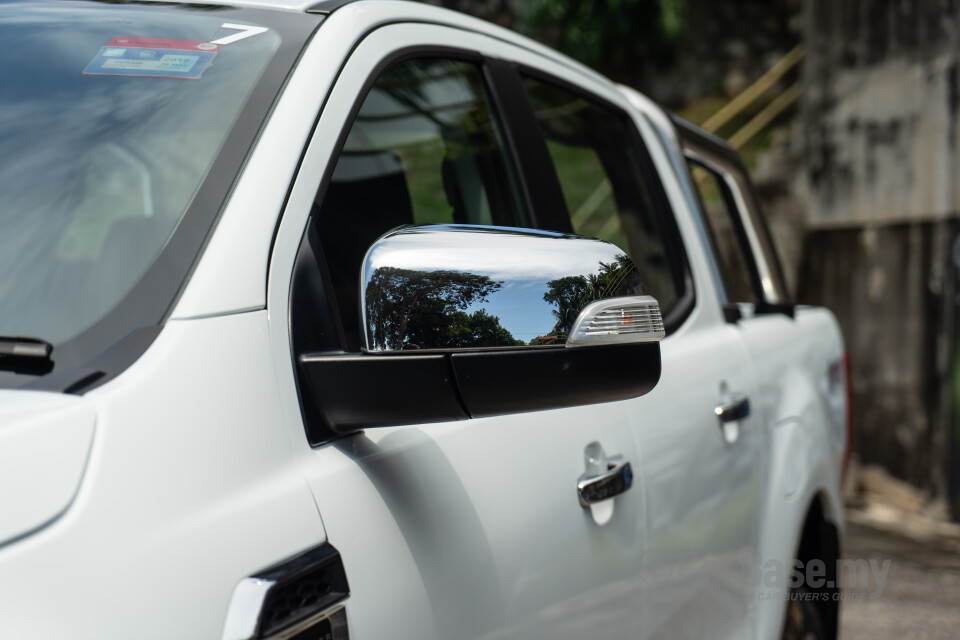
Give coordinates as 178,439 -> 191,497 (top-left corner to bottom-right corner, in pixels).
792,491 -> 841,639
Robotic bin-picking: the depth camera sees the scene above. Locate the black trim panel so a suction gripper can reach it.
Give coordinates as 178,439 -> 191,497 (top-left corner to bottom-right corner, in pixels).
483,60 -> 571,232
298,342 -> 662,436
299,352 -> 468,439
452,343 -> 662,418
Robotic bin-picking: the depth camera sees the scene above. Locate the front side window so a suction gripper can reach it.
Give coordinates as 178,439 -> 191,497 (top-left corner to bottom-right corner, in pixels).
520,76 -> 686,320
315,57 -> 527,349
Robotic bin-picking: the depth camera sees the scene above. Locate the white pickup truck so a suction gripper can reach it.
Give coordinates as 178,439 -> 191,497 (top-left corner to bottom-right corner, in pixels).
0,1 -> 849,639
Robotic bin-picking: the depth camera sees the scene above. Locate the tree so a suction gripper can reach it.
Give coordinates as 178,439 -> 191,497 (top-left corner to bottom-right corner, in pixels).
444,309 -> 526,348
523,0 -> 687,86
542,254 -> 644,340
365,267 -> 522,350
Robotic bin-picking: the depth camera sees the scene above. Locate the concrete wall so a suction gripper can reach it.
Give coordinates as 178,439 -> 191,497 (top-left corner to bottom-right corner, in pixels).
805,0 -> 960,226
802,0 -> 960,507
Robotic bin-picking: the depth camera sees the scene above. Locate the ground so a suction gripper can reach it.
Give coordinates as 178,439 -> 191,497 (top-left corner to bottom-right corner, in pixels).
840,516 -> 960,639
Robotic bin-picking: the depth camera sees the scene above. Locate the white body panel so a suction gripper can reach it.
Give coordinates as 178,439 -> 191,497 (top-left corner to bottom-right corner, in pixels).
0,313 -> 324,638
0,392 -> 94,547
0,3 -> 846,639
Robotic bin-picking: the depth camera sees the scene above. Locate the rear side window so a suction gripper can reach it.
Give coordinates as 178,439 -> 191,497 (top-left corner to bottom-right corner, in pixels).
520,76 -> 686,319
314,57 -> 527,349
688,160 -> 755,303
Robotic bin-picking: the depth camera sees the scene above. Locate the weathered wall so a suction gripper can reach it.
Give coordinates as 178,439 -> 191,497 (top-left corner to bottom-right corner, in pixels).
799,224 -> 951,494
805,0 -> 960,225
802,0 -> 960,507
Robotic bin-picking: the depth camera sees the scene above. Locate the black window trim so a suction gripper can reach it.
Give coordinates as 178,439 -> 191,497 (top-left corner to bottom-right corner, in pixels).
482,59 -> 569,232
503,63 -> 696,335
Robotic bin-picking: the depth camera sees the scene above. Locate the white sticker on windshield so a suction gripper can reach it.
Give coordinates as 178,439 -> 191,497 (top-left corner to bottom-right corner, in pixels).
210,23 -> 269,46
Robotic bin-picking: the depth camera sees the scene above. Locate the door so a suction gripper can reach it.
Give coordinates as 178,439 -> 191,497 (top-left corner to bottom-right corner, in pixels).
511,73 -> 765,638
682,132 -> 807,640
682,132 -> 801,459
274,24 -> 647,640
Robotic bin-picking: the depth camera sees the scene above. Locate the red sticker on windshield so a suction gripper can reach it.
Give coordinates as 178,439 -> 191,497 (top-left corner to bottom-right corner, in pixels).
107,37 -> 220,52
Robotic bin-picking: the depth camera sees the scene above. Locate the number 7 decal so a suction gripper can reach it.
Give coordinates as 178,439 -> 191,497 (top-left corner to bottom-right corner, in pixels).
210,23 -> 269,46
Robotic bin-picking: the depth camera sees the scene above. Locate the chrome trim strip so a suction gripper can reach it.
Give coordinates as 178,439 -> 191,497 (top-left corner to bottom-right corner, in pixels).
265,605 -> 348,640
220,543 -> 349,640
221,578 -> 276,640
577,457 -> 634,507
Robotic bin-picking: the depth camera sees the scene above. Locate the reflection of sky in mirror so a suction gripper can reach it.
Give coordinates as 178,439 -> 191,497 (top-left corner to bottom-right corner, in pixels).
463,279 -> 554,342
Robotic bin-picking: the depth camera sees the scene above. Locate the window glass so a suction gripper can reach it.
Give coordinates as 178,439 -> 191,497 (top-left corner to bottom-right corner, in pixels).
315,58 -> 527,349
520,76 -> 684,317
688,161 -> 755,303
0,5 -> 284,346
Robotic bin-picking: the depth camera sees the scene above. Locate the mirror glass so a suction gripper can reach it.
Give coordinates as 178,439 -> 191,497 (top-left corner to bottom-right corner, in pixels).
361,225 -> 652,352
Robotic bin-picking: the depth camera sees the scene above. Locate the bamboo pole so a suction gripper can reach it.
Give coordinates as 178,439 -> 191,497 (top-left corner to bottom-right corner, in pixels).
727,81 -> 803,150
700,44 -> 805,134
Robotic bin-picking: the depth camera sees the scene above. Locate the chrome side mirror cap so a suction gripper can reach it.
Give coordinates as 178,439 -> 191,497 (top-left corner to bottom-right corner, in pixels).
360,225 -> 664,353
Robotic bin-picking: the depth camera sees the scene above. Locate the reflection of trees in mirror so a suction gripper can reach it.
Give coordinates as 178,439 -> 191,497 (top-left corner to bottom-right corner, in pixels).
542,254 -> 645,341
365,267 -> 524,350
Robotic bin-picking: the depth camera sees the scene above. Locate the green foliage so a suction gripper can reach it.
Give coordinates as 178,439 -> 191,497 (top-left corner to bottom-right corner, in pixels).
542,254 -> 641,339
365,267 -> 523,350
444,309 -> 526,348
524,0 -> 687,76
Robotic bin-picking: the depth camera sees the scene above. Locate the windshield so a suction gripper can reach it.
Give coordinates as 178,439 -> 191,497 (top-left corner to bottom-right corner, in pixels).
0,1 -> 320,389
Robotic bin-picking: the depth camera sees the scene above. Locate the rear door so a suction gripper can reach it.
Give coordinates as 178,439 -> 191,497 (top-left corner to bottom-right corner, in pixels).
679,123 -> 798,462
511,74 -> 764,639
679,125 -> 811,639
271,24 -> 648,640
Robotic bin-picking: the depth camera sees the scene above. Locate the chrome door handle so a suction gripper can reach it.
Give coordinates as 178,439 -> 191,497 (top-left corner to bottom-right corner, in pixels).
577,457 -> 634,507
715,395 -> 750,423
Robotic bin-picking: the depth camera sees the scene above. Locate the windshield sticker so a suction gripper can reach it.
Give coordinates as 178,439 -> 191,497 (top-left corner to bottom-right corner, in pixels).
83,37 -> 220,80
210,23 -> 269,46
